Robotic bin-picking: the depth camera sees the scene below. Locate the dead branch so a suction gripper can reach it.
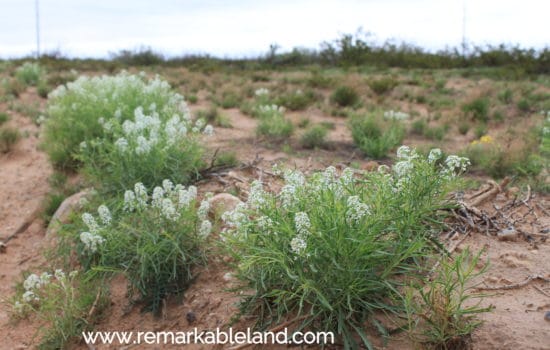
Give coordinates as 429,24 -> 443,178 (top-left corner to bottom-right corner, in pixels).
476,274 -> 550,291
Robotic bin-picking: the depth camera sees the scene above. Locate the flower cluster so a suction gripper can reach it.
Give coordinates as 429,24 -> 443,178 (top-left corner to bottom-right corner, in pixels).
14,269 -> 77,314
346,196 -> 371,225
80,207 -> 110,253
254,88 -> 269,96
257,104 -> 285,118
383,110 -> 410,121
122,180 -> 212,235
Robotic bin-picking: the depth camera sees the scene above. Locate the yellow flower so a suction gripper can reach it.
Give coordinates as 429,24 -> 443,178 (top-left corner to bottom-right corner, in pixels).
479,135 -> 493,144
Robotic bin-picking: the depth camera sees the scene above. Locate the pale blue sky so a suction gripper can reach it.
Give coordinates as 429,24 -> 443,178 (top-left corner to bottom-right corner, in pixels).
0,0 -> 548,58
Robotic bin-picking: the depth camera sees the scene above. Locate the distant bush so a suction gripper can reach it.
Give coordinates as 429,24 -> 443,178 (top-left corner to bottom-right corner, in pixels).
462,98 -> 490,122
276,89 -> 316,111
331,85 -> 359,107
0,112 -> 9,125
349,112 -> 405,159
367,77 -> 398,95
0,126 -> 20,153
300,124 -> 328,149
256,105 -> 293,141
15,62 -> 44,86
111,48 -> 164,66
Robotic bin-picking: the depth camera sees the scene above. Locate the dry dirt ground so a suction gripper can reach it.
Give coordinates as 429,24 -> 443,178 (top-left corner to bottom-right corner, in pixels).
0,82 -> 549,350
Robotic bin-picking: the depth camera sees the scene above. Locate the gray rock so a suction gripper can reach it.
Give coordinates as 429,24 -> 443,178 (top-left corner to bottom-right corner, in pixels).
208,193 -> 242,217
45,189 -> 91,239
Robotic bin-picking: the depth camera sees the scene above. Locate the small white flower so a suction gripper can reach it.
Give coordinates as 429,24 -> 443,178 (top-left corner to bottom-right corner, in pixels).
290,235 -> 307,255
160,198 -> 179,221
79,141 -> 87,150
445,155 -> 470,173
255,88 -> 269,96
151,186 -> 165,208
162,179 -> 174,193
248,180 -> 267,209
123,190 -> 136,211
203,124 -> 214,136
428,148 -> 442,163
256,216 -> 274,232
115,138 -> 128,152
23,274 -> 41,291
199,220 -> 212,237
80,231 -> 105,253
82,213 -> 99,233
197,200 -> 210,220
97,205 -> 111,225
13,301 -> 24,313
134,182 -> 148,208
54,269 -> 65,281
294,212 -> 311,236
346,195 -> 371,224
135,135 -> 151,155
394,161 -> 414,178
22,290 -> 39,303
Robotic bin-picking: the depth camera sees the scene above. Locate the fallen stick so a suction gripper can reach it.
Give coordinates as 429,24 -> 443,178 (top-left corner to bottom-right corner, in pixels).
476,274 -> 550,291
469,177 -> 510,207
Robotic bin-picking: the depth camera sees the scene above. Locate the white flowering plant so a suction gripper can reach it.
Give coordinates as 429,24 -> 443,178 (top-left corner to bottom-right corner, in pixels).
77,103 -> 212,193
43,72 -> 193,169
222,147 -> 469,348
11,269 -> 105,349
255,104 -> 294,141
75,180 -> 210,314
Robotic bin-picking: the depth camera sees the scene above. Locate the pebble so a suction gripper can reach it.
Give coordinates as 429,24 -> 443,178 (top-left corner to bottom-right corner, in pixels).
545,311 -> 550,322
497,227 -> 518,242
186,311 -> 197,324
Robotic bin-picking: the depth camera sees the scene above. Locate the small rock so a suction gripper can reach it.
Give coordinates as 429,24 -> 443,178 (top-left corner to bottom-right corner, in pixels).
208,193 -> 243,216
223,272 -> 233,282
545,311 -> 550,322
186,311 -> 197,324
497,227 -> 518,242
46,189 -> 91,239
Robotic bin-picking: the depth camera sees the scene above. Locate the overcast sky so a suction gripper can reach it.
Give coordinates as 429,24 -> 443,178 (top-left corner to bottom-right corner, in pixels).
0,0 -> 548,58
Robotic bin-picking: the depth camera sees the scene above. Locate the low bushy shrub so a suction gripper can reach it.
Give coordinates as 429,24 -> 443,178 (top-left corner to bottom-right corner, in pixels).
76,180 -> 210,314
43,72 -> 190,169
367,77 -> 399,95
222,147 -> 470,348
300,124 -> 328,149
255,105 -> 293,141
331,86 -> 360,107
349,113 -> 405,159
15,62 -> 44,86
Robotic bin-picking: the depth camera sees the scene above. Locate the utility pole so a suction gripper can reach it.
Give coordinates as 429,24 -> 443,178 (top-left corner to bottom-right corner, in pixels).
35,0 -> 40,58
461,0 -> 467,57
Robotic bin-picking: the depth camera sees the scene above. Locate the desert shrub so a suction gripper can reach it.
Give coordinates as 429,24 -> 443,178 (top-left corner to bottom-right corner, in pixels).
213,151 -> 238,167
300,124 -> 328,149
0,126 -> 20,153
462,98 -> 490,122
0,112 -> 9,125
517,98 -> 531,113
411,119 -> 427,135
464,136 -> 514,178
349,113 -> 405,159
15,62 -> 44,86
11,270 -> 107,349
256,105 -> 293,141
220,91 -> 242,109
76,181 -> 210,314
458,122 -> 470,135
222,148 -> 470,348
367,77 -> 398,95
404,249 -> 492,349
331,86 -> 359,107
307,71 -> 333,88
424,125 -> 448,141
78,106 -> 211,193
43,72 -> 192,170
498,89 -> 513,104
37,81 -> 51,98
276,89 -> 316,111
